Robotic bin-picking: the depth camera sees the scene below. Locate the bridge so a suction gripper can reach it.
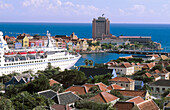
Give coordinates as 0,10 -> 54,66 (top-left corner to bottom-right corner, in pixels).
108,50 -> 170,57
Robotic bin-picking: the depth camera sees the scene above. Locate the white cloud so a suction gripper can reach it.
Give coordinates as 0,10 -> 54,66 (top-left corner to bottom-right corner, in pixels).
0,1 -> 12,9
22,0 -> 101,17
118,4 -> 156,16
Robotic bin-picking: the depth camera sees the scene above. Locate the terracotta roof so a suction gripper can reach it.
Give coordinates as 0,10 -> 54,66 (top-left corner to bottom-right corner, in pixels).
107,84 -> 125,90
83,83 -> 109,92
141,63 -> 155,69
109,77 -> 134,82
113,102 -> 135,110
166,93 -> 170,97
51,104 -> 72,110
89,92 -> 119,103
95,82 -> 107,88
137,99 -> 159,110
161,68 -> 169,73
146,54 -> 159,58
154,69 -> 160,74
126,96 -> 144,104
160,55 -> 168,60
118,90 -> 147,97
49,79 -> 60,86
109,62 -> 132,68
144,73 -> 152,77
119,56 -> 133,60
64,86 -> 88,95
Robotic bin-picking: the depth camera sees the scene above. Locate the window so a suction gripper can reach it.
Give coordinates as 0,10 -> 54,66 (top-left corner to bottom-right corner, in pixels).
126,84 -> 128,87
121,84 -> 123,86
162,88 -> 165,92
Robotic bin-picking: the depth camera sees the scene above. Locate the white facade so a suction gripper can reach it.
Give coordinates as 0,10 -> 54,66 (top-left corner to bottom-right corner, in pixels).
108,66 -> 134,75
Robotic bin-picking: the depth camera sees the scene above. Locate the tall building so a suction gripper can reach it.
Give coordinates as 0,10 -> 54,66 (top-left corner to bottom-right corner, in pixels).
92,16 -> 110,39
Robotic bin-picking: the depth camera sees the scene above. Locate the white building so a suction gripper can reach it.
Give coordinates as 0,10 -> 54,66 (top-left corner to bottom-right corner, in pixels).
107,62 -> 134,75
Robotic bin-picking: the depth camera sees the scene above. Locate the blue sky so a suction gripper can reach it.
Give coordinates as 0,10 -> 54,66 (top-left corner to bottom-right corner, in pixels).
0,0 -> 170,23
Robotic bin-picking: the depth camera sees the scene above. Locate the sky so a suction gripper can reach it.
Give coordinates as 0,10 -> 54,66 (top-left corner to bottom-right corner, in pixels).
0,0 -> 170,23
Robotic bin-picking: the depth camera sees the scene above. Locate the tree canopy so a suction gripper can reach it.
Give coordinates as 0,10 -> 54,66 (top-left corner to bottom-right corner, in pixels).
53,69 -> 86,88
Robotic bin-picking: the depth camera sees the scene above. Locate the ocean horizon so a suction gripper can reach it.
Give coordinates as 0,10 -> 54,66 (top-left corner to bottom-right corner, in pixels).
0,22 -> 170,52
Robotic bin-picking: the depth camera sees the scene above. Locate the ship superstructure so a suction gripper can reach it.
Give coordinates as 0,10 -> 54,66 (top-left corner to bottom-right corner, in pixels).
0,31 -> 81,76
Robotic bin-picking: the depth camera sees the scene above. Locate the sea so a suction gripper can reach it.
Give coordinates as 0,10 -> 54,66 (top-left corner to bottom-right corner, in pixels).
0,22 -> 170,66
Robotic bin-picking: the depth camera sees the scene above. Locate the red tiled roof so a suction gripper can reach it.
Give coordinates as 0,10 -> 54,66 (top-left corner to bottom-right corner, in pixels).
83,83 -> 109,92
109,77 -> 134,82
126,96 -> 144,104
109,62 -> 132,68
51,104 -> 72,110
107,84 -> 125,90
113,102 -> 135,110
154,69 -> 160,74
145,73 -> 152,77
64,86 -> 88,95
95,82 -> 107,88
166,93 -> 170,97
118,90 -> 147,97
137,99 -> 159,110
146,54 -> 159,58
89,92 -> 119,103
49,79 -> 60,86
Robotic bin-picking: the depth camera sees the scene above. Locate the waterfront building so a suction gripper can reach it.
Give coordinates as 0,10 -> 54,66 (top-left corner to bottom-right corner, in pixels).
131,63 -> 143,73
149,80 -> 170,98
79,39 -> 89,51
118,36 -> 152,44
109,77 -> 135,90
100,39 -> 130,46
16,34 -> 29,47
14,42 -> 22,49
92,16 -> 110,40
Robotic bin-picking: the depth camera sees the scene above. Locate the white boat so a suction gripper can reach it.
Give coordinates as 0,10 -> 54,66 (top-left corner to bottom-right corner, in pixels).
0,31 -> 81,76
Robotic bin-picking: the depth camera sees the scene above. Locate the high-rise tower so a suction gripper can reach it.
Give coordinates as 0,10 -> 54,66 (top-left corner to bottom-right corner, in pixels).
92,16 -> 110,39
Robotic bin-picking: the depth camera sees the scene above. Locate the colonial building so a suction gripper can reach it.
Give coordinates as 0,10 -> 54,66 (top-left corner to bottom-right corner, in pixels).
109,77 -> 135,90
149,80 -> 170,98
16,34 -> 29,47
107,62 -> 134,75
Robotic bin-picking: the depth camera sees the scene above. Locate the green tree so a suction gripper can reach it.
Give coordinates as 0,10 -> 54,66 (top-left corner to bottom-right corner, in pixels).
24,74 -> 50,93
151,65 -> 163,71
10,91 -> 54,110
89,60 -> 94,66
110,90 -> 124,100
84,59 -> 89,66
161,89 -> 170,97
88,86 -> 100,94
166,65 -> 170,72
53,69 -> 86,88
153,98 -> 166,109
94,63 -> 108,69
0,97 -> 14,110
51,83 -> 64,93
75,100 -> 115,110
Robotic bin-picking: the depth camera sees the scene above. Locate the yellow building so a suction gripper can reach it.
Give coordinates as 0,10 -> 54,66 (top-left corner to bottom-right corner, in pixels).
17,34 -> 29,47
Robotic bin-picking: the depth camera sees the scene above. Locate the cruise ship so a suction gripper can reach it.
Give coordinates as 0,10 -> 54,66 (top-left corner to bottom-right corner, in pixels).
0,31 -> 81,76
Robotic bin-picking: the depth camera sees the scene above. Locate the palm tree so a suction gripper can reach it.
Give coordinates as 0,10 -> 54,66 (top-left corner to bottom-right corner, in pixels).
89,60 -> 94,66
84,59 -> 89,66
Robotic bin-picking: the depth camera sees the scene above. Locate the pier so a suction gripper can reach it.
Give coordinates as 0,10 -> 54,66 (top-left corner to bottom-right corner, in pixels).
108,50 -> 170,57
